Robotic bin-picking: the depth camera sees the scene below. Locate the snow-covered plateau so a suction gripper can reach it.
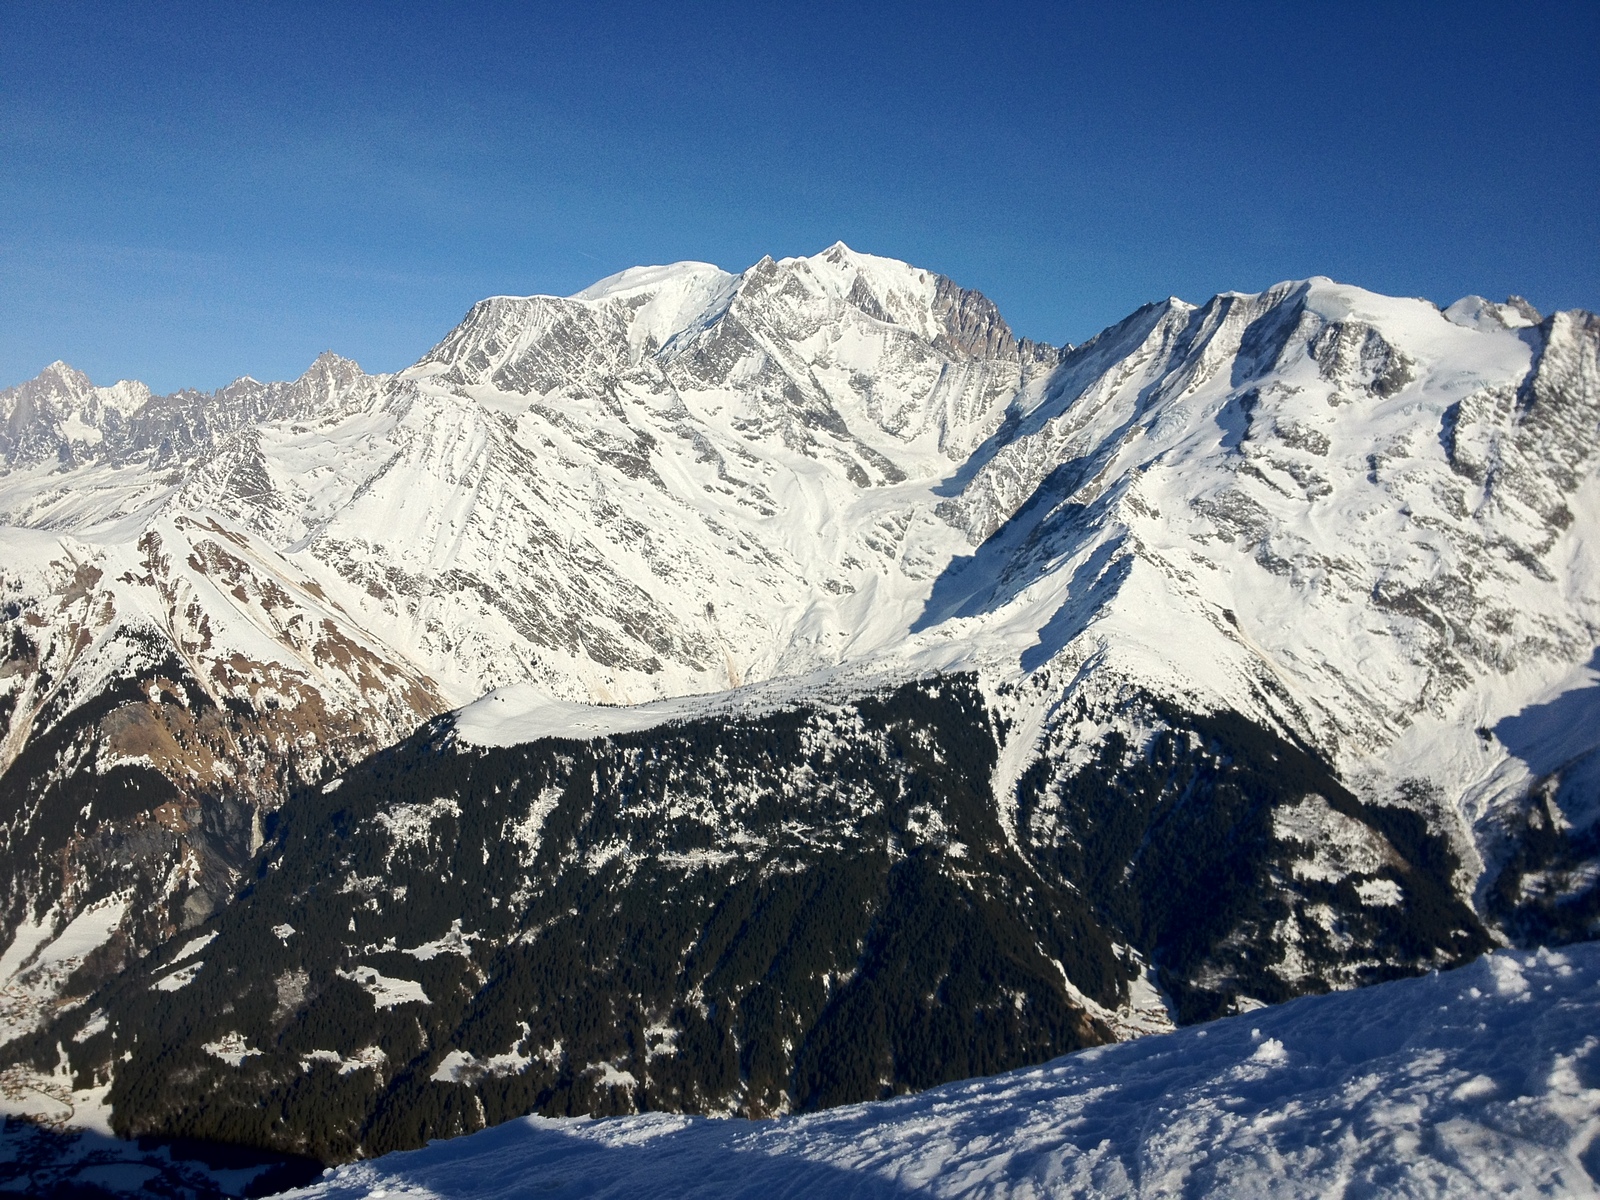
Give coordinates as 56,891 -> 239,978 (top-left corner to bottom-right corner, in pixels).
287,943 -> 1600,1199
0,244 -> 1595,1177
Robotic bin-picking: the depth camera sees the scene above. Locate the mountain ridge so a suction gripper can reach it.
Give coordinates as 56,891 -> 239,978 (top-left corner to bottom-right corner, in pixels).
0,247 -> 1595,1157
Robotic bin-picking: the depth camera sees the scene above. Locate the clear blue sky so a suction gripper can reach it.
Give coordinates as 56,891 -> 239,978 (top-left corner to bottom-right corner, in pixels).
2,1 -> 1596,393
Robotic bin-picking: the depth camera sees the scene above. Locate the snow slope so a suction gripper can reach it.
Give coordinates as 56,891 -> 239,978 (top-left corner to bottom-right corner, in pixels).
283,944 -> 1600,1199
5,260 -> 1592,790
444,273 -> 1600,916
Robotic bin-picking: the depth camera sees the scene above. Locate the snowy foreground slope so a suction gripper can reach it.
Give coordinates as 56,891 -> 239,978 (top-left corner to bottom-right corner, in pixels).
286,944 -> 1600,1200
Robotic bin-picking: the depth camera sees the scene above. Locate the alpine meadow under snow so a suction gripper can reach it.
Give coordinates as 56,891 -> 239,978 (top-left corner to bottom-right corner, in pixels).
0,245 -> 1595,1192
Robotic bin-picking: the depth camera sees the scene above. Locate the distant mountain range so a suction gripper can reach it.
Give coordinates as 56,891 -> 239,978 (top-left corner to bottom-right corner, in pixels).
0,245 -> 1594,1162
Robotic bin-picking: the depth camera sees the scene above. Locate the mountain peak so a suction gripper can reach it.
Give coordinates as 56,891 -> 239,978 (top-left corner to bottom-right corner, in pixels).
308,349 -> 359,368
571,260 -> 734,304
296,350 -> 373,389
784,241 -> 927,288
412,245 -> 1038,395
14,359 -> 94,396
1444,294 -> 1543,331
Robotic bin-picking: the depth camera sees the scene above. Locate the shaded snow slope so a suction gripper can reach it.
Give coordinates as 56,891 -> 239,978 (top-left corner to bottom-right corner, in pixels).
282,944 -> 1600,1200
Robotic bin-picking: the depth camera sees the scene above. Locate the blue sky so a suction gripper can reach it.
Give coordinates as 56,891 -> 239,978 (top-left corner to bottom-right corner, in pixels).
2,1 -> 1596,392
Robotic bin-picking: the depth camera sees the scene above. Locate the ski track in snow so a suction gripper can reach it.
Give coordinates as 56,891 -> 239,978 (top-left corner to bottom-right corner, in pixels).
284,945 -> 1600,1200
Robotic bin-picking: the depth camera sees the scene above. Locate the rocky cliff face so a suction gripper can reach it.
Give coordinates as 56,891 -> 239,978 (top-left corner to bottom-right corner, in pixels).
0,245 -> 1594,1151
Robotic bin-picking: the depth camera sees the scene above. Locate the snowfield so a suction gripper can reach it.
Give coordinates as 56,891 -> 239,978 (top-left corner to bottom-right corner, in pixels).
284,944 -> 1600,1199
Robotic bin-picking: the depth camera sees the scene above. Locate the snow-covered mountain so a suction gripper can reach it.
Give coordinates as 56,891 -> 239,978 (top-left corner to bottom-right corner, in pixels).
0,245 -> 1595,1161
0,246 -> 1069,1042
